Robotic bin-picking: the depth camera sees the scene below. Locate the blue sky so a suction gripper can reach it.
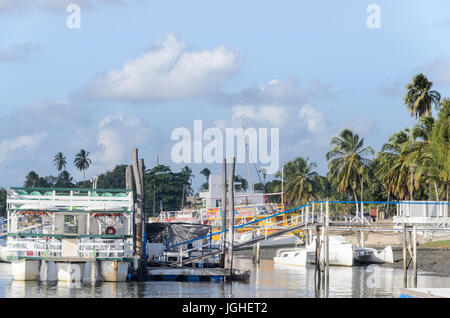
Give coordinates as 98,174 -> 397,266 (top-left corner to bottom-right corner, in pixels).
1,0 -> 449,190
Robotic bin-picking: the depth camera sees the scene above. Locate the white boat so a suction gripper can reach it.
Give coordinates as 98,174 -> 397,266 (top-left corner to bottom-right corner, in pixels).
274,235 -> 393,267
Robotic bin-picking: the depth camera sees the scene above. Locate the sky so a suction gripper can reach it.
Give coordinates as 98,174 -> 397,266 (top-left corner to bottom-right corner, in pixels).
0,0 -> 450,191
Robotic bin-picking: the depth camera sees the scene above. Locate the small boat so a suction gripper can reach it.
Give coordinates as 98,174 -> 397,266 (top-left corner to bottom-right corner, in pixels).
274,235 -> 393,267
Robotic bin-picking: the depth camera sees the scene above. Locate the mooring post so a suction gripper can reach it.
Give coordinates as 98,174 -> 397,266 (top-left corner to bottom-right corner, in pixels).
126,165 -> 136,255
253,229 -> 261,265
320,225 -> 325,287
413,225 -> 417,288
315,225 -> 321,292
226,157 -> 236,275
221,159 -> 227,268
403,223 -> 407,288
132,148 -> 145,282
325,201 -> 329,290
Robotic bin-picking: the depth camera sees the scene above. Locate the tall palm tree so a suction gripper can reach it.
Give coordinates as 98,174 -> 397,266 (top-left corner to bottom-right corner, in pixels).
74,149 -> 92,182
404,116 -> 441,200
275,157 -> 318,207
53,152 -> 67,172
404,73 -> 441,119
326,129 -> 375,204
377,129 -> 413,200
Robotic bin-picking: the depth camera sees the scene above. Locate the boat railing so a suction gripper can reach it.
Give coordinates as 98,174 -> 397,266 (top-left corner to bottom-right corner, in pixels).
78,237 -> 133,259
6,236 -> 62,258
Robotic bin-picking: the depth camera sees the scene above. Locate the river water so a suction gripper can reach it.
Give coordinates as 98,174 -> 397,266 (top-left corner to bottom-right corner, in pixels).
1,257 -> 449,298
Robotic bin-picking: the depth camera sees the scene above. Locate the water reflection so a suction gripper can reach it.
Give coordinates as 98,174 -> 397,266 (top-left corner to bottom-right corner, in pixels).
0,259 -> 449,298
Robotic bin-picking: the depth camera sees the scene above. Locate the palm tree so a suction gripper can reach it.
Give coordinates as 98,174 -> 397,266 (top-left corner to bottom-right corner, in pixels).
74,149 -> 92,182
326,129 -> 375,205
53,152 -> 67,172
377,129 -> 413,200
275,157 -> 318,207
404,73 -> 441,119
430,99 -> 450,203
404,116 -> 441,200
200,168 -> 211,181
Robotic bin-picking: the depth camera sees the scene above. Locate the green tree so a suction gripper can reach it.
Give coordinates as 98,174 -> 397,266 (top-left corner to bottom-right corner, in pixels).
144,165 -> 190,215
0,188 -> 6,217
53,152 -> 67,172
377,129 -> 413,200
234,175 -> 248,192
404,73 -> 441,119
74,149 -> 92,182
430,99 -> 450,202
96,165 -> 127,189
275,157 -> 319,207
326,129 -> 375,203
200,168 -> 211,190
24,171 -> 51,188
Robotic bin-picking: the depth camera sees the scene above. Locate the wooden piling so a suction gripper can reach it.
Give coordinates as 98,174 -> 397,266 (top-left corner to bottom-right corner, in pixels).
221,159 -> 227,268
226,158 -> 235,273
413,225 -> 417,288
252,229 -> 261,265
403,223 -> 407,288
132,148 -> 145,281
325,201 -> 329,289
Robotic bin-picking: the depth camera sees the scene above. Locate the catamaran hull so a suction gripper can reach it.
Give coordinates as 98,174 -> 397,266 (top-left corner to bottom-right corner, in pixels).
274,244 -> 354,267
354,246 -> 394,264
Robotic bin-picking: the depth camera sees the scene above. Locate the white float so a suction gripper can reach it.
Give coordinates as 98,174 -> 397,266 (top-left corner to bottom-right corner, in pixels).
100,261 -> 129,282
11,260 -> 41,280
57,262 -> 86,282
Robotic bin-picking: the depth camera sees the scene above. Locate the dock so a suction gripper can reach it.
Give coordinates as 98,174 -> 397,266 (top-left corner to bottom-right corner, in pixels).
145,267 -> 249,282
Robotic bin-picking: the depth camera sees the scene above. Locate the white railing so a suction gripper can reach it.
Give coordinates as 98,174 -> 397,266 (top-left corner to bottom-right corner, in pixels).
78,237 -> 133,258
6,237 -> 62,258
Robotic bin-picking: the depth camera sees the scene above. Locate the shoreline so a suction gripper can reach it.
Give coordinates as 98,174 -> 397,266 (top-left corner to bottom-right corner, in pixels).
234,245 -> 450,278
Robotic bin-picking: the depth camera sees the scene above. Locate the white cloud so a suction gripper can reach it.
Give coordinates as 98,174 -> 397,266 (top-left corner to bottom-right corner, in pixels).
423,56 -> 450,87
299,104 -> 326,134
0,42 -> 39,62
231,105 -> 288,127
236,77 -> 336,106
0,133 -> 47,165
91,113 -> 153,171
0,0 -> 129,12
83,33 -> 240,101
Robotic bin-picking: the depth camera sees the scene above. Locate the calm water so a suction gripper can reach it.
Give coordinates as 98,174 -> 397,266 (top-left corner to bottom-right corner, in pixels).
1,257 -> 449,298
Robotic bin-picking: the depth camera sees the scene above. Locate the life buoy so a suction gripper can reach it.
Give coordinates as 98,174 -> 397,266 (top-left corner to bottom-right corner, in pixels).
105,226 -> 116,235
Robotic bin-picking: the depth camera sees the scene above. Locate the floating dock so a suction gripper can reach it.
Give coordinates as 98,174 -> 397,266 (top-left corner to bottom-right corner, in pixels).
5,187 -> 135,282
